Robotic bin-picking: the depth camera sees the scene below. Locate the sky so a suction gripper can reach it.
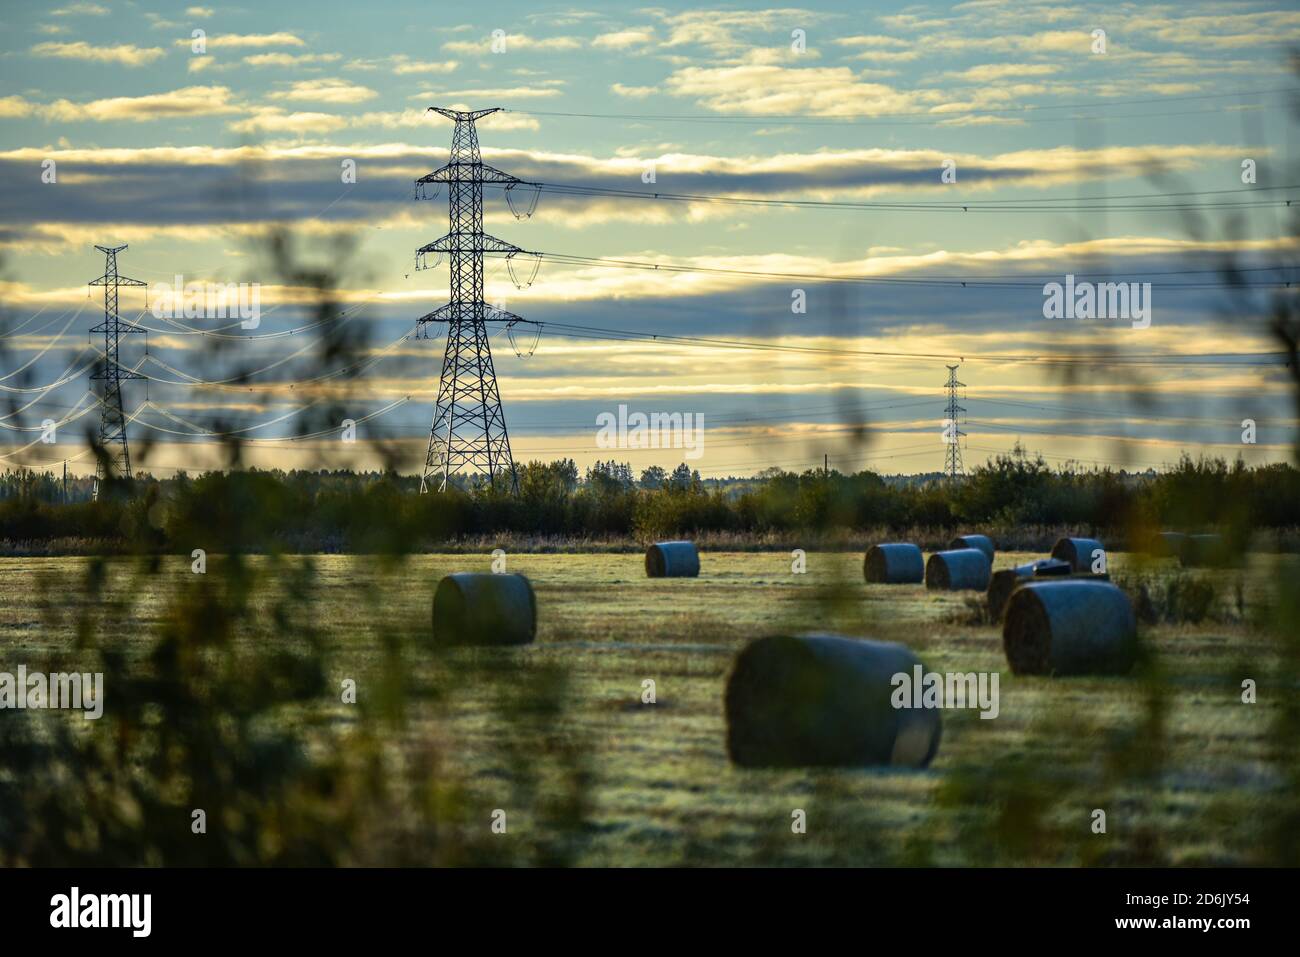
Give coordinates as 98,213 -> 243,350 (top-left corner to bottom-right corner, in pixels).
1,0 -> 1297,481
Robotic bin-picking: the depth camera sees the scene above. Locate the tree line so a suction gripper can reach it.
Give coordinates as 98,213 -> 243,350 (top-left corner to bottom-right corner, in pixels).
1,449 -> 1296,551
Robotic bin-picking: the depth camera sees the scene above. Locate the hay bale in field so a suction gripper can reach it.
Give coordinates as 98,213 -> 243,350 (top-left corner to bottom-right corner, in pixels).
986,559 -> 1071,621
925,548 -> 991,591
1002,579 -> 1136,676
645,540 -> 700,578
1147,531 -> 1187,558
948,533 -> 995,563
1051,536 -> 1106,573
725,633 -> 941,768
431,573 -> 536,647
1179,532 -> 1236,568
863,543 -> 925,583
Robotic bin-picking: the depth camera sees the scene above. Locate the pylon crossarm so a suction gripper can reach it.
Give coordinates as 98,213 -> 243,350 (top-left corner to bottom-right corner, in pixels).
428,106 -> 500,122
419,163 -> 526,186
416,304 -> 455,325
482,304 -> 533,325
416,234 -> 526,255
88,276 -> 146,287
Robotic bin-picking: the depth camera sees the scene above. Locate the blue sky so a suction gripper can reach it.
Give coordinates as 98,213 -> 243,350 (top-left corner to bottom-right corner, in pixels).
1,1 -> 1297,479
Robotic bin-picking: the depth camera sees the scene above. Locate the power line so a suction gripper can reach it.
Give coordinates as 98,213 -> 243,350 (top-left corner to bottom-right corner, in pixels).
506,86 -> 1300,125
531,251 -> 1297,290
493,180 -> 1299,214
531,318 -> 1288,366
966,418 -> 1284,449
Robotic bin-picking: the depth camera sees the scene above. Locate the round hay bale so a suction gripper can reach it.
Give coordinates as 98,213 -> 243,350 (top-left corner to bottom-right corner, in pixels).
1050,536 -> 1106,573
863,543 -> 925,583
1179,532 -> 1232,568
1002,579 -> 1137,676
925,548 -> 991,591
986,559 -> 1071,621
1147,531 -> 1187,558
645,540 -> 700,578
724,633 -> 941,768
948,533 -> 994,564
431,573 -> 536,647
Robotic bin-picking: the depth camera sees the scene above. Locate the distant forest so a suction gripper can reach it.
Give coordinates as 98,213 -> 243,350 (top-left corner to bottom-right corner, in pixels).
1,449 -> 1297,552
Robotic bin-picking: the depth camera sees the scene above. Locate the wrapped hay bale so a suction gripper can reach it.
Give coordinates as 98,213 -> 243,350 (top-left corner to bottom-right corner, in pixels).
1002,579 -> 1136,676
948,533 -> 995,564
645,540 -> 701,578
925,548 -> 991,591
724,633 -> 941,768
1147,531 -> 1187,559
863,543 -> 925,584
1051,536 -> 1106,573
1179,532 -> 1235,568
987,559 -> 1071,621
431,572 -> 536,647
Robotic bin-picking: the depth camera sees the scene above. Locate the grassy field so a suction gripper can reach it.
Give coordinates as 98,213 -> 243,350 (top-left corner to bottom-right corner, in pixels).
0,550 -> 1292,866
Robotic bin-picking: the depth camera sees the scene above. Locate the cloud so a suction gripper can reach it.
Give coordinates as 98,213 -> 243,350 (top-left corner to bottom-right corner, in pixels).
944,63 -> 1060,82
187,5 -> 215,15
339,55 -> 458,74
188,55 -> 214,74
270,79 -> 378,105
391,57 -> 460,75
1120,10 -> 1300,49
409,86 -> 563,101
833,35 -> 911,49
31,40 -> 167,67
611,83 -> 657,98
51,2 -> 108,14
592,29 -> 655,50
180,32 -> 306,50
349,108 -> 440,130
228,108 -> 349,135
43,85 -> 240,122
443,32 -> 582,55
656,8 -> 825,54
843,49 -> 921,63
0,140 -> 1253,241
665,63 -> 926,116
244,52 -> 343,67
0,96 -> 36,119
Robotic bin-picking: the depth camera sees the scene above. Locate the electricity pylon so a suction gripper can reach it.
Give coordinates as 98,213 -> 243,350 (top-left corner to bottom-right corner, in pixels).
943,363 -> 966,479
89,244 -> 145,500
415,107 -> 537,493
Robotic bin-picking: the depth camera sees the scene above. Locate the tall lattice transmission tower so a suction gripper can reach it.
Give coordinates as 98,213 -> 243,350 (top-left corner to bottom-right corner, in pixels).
943,363 -> 966,479
89,244 -> 146,500
414,107 -> 539,493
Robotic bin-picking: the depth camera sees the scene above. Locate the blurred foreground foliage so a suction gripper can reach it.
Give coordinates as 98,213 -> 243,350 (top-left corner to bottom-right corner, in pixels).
0,527 -> 593,867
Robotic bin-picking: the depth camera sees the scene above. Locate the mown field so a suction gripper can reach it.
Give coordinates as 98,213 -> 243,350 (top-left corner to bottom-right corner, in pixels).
0,550 -> 1293,866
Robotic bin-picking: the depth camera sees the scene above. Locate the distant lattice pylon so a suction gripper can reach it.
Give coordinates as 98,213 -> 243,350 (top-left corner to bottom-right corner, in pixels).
943,363 -> 966,479
88,244 -> 146,500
